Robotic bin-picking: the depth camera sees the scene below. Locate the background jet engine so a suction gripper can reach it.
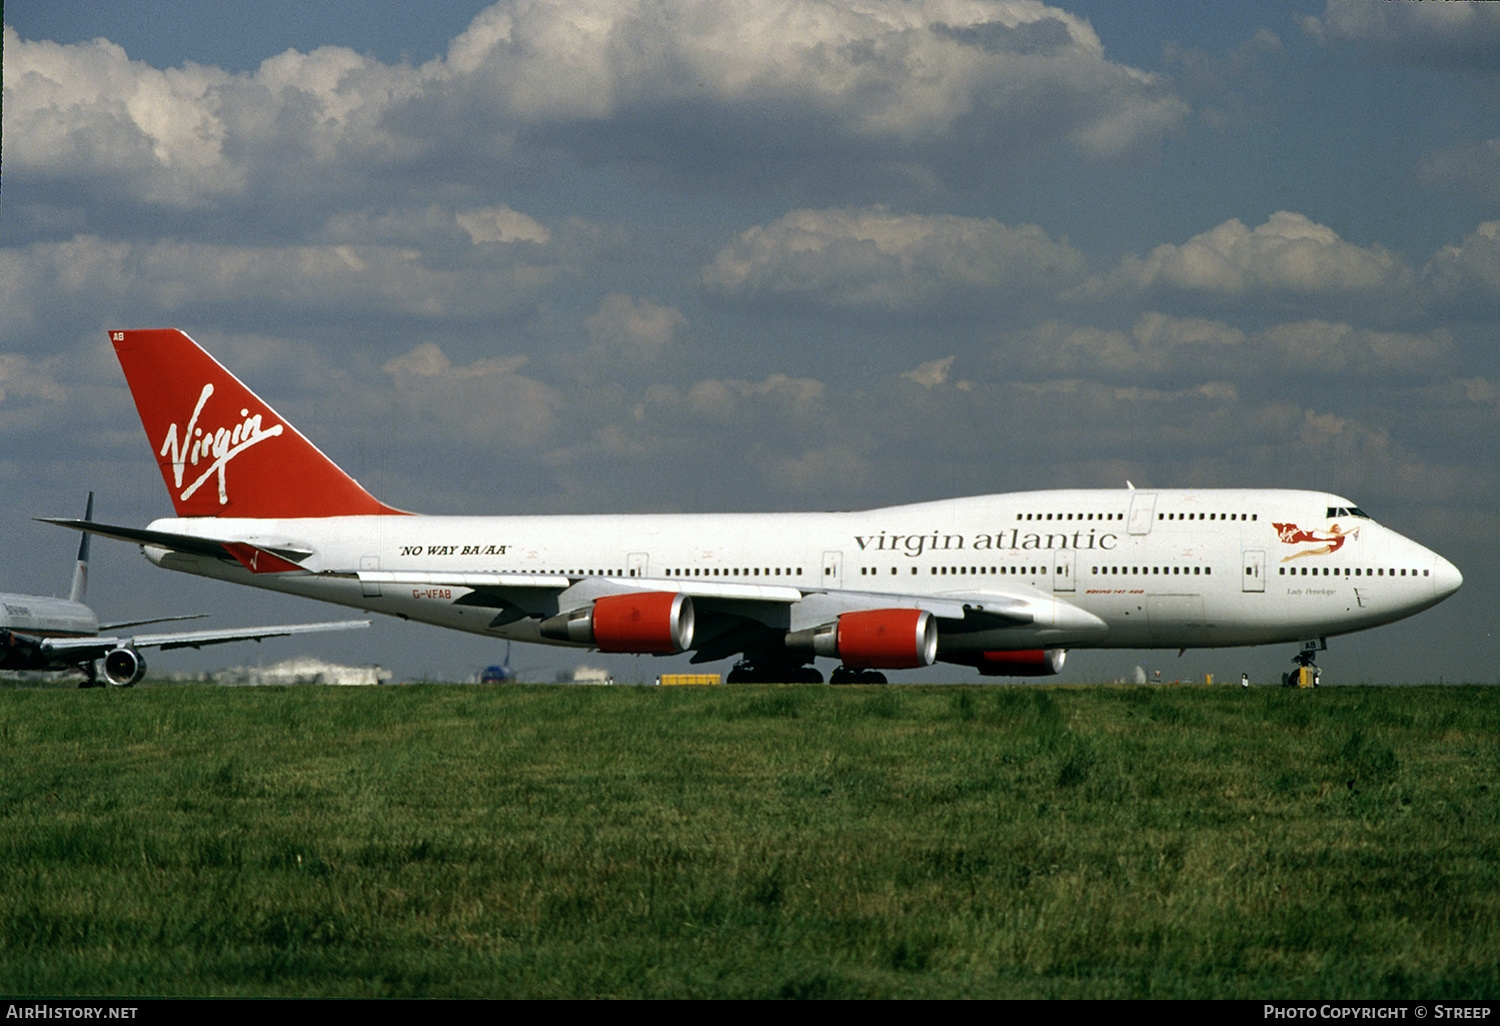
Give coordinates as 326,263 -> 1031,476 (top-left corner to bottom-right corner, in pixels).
539,592 -> 694,654
102,646 -> 147,686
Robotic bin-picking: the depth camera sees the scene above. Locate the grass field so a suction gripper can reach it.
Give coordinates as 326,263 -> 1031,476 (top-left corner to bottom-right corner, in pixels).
0,680 -> 1496,998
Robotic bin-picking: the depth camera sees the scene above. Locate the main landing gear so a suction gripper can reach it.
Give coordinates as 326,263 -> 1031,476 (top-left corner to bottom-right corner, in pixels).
829,667 -> 887,685
726,658 -> 824,684
723,657 -> 888,684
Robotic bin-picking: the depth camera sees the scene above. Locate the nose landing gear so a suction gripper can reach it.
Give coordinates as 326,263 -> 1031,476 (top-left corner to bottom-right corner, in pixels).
1282,639 -> 1325,688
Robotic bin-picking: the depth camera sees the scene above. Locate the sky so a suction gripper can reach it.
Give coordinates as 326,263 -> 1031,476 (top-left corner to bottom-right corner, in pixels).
3,0 -> 1498,685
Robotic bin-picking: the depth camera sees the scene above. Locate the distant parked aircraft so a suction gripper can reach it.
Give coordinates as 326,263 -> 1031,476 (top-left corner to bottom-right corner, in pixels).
479,642 -> 516,683
6,494 -> 367,686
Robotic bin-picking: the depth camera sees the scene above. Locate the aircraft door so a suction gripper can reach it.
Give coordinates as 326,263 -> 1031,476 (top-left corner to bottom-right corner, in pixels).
822,551 -> 843,589
1242,549 -> 1266,593
1128,492 -> 1157,535
361,555 -> 382,597
1053,551 -> 1075,592
628,552 -> 649,578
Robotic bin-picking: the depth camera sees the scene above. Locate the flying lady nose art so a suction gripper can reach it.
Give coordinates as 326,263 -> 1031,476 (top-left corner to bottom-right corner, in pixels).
1273,522 -> 1359,562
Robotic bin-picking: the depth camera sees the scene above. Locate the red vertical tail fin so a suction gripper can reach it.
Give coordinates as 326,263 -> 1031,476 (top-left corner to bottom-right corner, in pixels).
110,329 -> 406,518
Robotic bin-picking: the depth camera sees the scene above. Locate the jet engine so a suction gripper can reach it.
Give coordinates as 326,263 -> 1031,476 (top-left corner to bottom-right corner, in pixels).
787,608 -> 938,669
539,592 -> 694,653
102,647 -> 147,687
972,649 -> 1066,677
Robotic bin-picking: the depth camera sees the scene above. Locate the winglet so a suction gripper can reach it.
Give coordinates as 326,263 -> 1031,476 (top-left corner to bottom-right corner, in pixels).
109,330 -> 407,518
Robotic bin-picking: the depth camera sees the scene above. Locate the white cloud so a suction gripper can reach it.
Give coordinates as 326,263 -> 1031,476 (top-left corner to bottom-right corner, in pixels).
3,26 -> 240,207
381,343 -> 560,448
1000,314 -> 1244,378
584,293 -> 686,365
3,26 -> 441,210
997,312 -> 1450,382
441,0 -> 1185,153
677,374 -> 828,423
703,206 -> 1085,311
1087,211 -> 1416,304
1305,0 -> 1500,69
0,353 -> 66,405
1426,221 -> 1500,303
903,356 -> 956,388
5,1 -> 1188,216
457,205 -> 553,246
0,229 -> 571,336
1262,321 -> 1453,378
1132,312 -> 1246,351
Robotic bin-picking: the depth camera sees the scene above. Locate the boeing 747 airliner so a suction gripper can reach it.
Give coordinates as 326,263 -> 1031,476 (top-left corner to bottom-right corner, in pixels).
47,330 -> 1462,683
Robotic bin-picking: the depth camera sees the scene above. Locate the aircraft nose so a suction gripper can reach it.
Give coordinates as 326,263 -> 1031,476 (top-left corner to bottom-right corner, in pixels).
1432,553 -> 1463,601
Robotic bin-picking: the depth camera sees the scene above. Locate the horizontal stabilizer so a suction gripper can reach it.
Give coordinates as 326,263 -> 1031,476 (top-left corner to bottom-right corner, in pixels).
40,518 -> 240,558
40,518 -> 314,572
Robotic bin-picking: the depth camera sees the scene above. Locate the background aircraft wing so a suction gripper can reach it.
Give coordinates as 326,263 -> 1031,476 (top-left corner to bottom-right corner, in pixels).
39,619 -> 369,659
99,614 -> 208,631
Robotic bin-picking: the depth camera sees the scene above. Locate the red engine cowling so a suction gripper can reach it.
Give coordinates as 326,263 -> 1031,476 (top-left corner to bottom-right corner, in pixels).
973,649 -> 1066,677
816,609 -> 938,669
539,592 -> 694,654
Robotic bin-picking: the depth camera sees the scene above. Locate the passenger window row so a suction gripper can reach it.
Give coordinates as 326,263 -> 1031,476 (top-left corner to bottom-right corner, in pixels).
1280,566 -> 1427,577
665,567 -> 803,578
1015,512 -> 1122,521
1159,513 -> 1257,521
854,566 -> 1047,576
1090,566 -> 1213,576
1009,511 -> 1261,522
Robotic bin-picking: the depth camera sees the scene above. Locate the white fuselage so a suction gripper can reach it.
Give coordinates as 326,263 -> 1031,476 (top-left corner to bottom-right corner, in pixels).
0,593 -> 98,640
136,488 -> 1462,663
0,592 -> 99,671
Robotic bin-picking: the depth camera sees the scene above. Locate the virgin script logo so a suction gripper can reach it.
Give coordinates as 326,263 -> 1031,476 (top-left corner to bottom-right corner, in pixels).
159,384 -> 284,505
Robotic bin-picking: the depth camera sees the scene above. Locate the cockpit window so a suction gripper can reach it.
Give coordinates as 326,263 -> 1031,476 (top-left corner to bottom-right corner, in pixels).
1327,507 -> 1370,519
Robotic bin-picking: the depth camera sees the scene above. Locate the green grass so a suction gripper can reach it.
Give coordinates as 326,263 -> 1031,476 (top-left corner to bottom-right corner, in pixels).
0,682 -> 1496,998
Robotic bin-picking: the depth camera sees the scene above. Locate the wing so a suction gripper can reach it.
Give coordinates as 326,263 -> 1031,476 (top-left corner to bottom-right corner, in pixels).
38,619 -> 369,661
99,614 -> 208,631
355,569 -> 1074,666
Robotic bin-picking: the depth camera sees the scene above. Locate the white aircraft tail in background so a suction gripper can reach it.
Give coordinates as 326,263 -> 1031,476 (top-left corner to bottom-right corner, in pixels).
46,329 -> 1462,683
7,491 -> 368,686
